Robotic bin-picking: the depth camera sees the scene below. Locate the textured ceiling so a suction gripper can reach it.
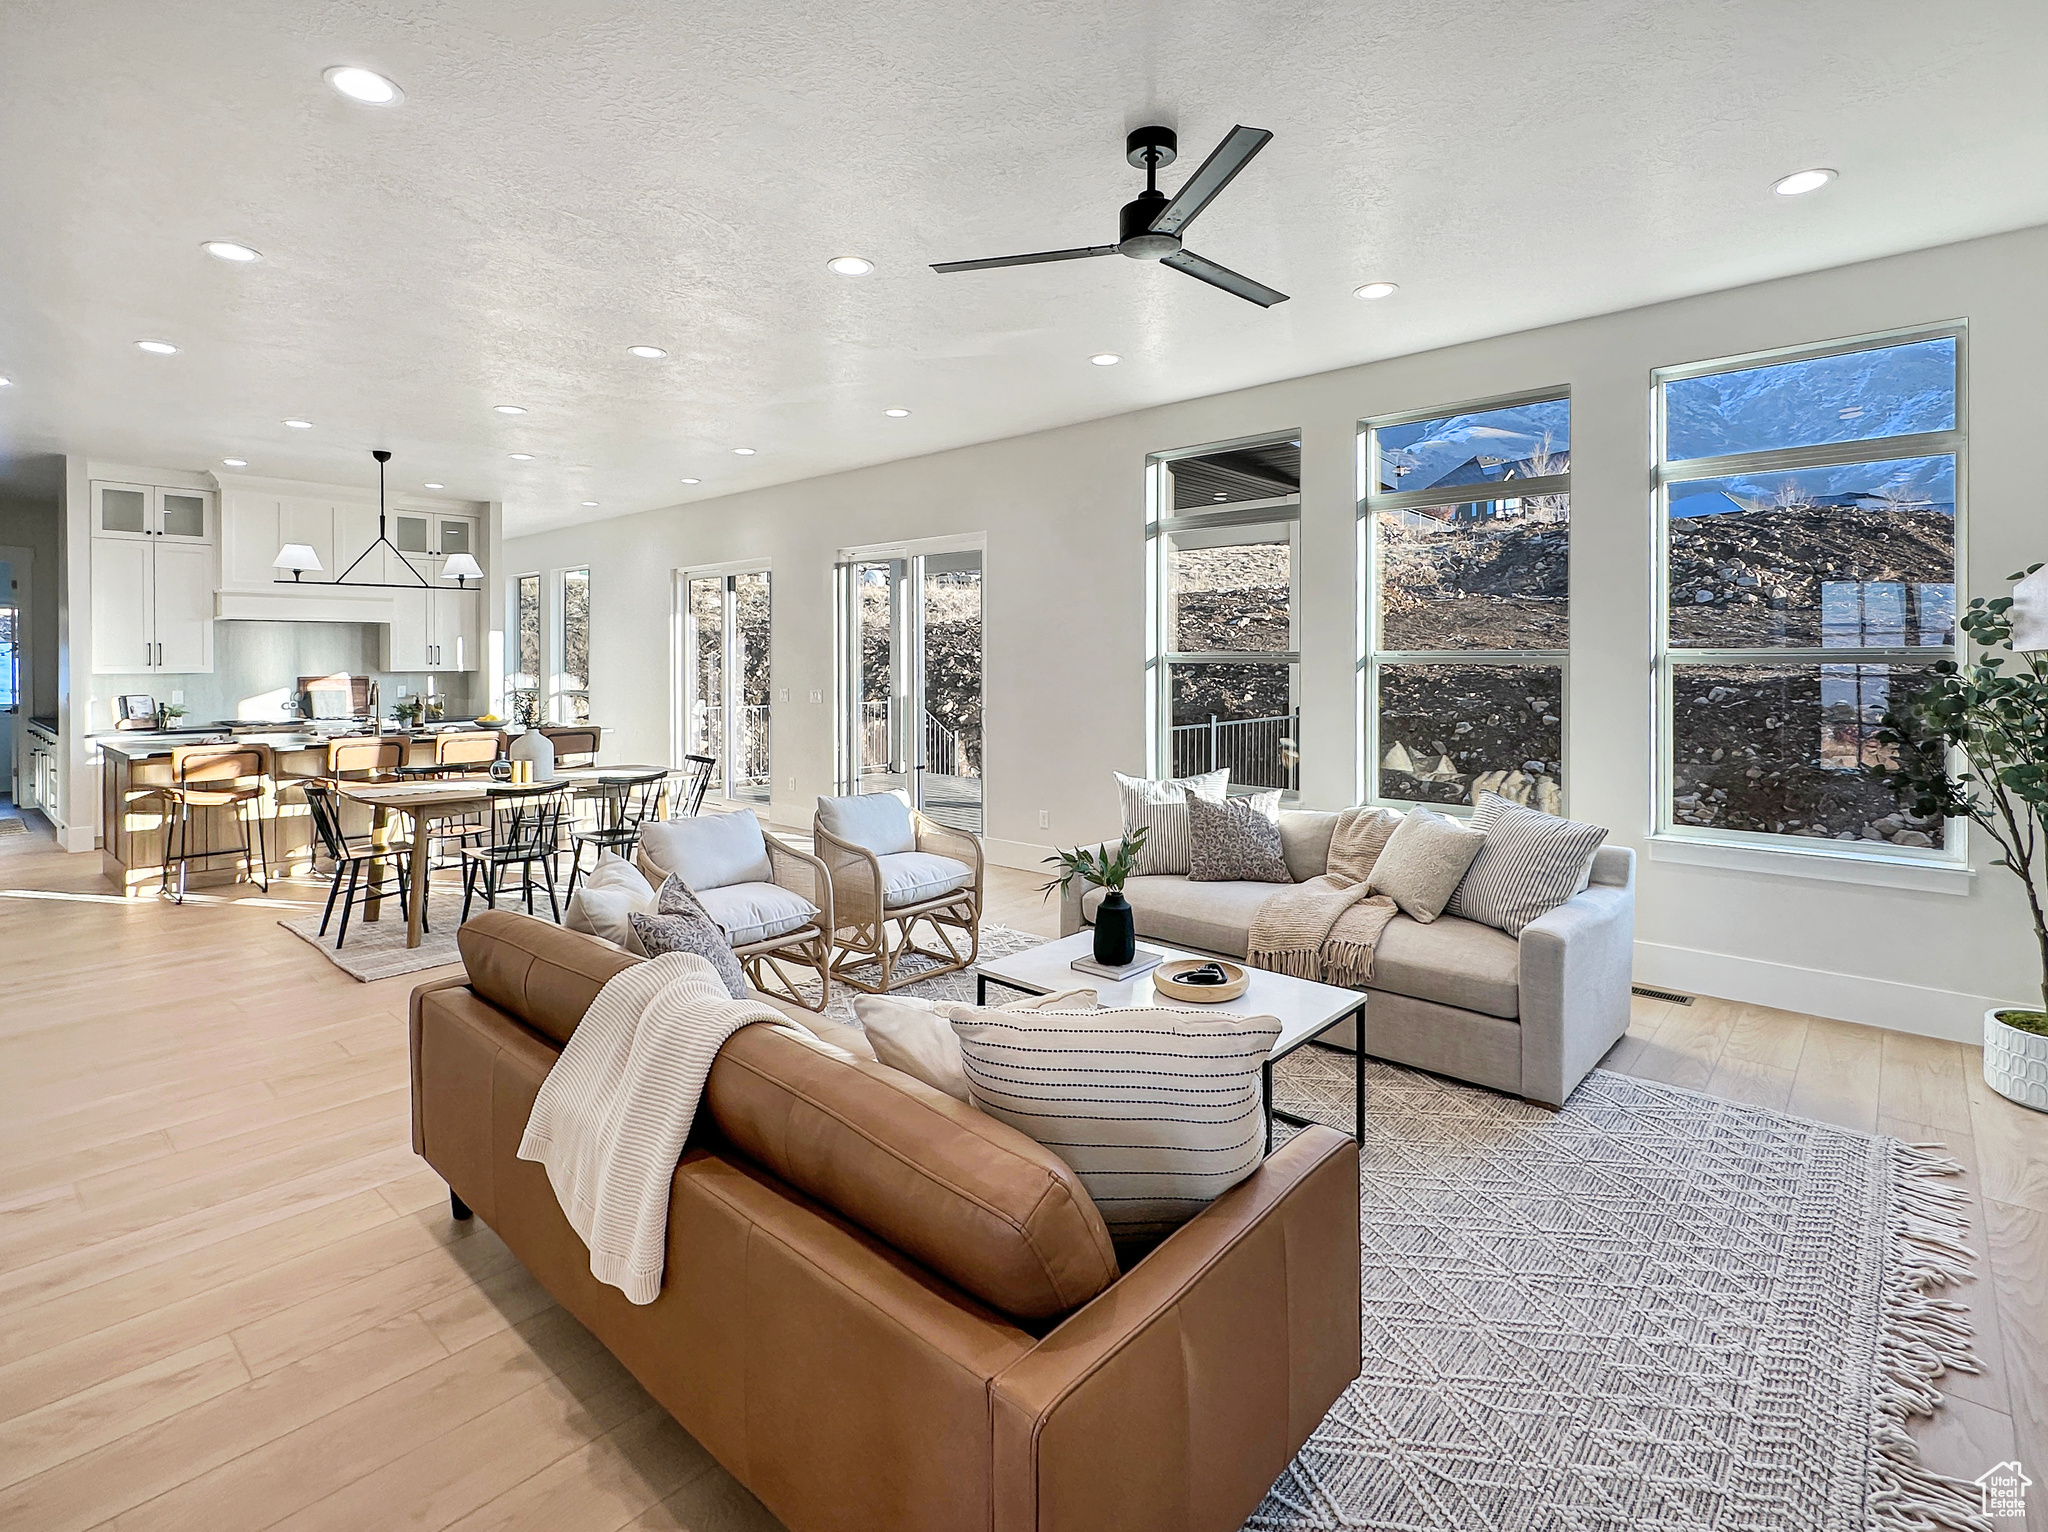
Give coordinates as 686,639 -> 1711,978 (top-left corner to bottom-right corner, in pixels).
1,0 -> 2044,530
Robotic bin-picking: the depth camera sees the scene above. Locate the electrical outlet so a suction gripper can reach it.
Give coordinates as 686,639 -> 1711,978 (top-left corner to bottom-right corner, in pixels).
809,689 -> 823,704
787,775 -> 796,790
170,690 -> 184,704
1038,810 -> 1050,830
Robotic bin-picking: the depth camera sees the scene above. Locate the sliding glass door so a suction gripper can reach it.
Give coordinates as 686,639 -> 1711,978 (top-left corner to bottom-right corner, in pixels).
680,566 -> 771,803
836,543 -> 983,833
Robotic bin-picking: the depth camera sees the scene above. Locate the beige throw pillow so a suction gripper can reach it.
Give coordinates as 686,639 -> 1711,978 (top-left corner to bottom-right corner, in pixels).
856,987 -> 1101,1103
1367,806 -> 1487,923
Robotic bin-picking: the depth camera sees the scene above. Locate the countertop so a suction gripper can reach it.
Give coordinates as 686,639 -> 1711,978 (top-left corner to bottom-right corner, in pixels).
95,728 -> 492,761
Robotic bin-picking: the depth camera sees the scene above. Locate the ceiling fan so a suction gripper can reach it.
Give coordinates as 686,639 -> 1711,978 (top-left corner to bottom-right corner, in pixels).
931,124 -> 1288,308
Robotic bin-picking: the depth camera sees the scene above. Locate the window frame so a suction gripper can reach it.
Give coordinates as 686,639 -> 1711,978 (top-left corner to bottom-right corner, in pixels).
506,571 -> 542,726
1357,386 -> 1572,815
1145,431 -> 1303,795
1650,322 -> 1968,866
554,565 -> 591,724
672,558 -> 773,803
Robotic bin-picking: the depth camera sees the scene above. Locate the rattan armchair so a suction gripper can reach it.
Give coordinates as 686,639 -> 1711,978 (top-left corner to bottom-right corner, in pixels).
635,814 -> 837,1013
813,798 -> 983,995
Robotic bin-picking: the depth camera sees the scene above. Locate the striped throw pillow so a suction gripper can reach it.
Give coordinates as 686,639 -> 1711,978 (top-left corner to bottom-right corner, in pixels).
947,1004 -> 1282,1238
1446,793 -> 1608,936
1115,769 -> 1230,876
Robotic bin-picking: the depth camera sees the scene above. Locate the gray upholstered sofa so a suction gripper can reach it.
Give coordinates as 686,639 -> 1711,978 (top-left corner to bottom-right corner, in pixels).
1058,810 -> 1637,1107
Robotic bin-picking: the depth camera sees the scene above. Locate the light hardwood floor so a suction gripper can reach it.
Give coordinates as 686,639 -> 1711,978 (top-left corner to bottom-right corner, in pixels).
2,806 -> 2044,1532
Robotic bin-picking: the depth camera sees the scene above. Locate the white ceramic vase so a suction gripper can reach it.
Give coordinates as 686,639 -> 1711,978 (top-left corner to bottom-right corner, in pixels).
1984,1007 -> 2048,1113
507,729 -> 555,781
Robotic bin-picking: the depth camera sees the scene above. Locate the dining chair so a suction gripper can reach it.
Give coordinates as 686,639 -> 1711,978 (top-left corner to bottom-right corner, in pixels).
426,729 -> 501,865
157,745 -> 273,904
302,782 -> 415,948
671,754 -> 717,819
564,768 -> 669,900
459,786 -> 572,923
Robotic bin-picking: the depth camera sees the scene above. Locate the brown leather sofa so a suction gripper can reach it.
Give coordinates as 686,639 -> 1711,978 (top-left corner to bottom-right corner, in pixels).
410,911 -> 1361,1532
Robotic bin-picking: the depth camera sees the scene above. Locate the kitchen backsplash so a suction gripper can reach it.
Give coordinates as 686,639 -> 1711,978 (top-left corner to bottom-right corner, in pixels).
88,619 -> 484,729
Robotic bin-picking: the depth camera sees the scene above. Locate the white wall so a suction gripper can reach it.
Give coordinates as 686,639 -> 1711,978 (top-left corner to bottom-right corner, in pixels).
507,222 -> 2048,1042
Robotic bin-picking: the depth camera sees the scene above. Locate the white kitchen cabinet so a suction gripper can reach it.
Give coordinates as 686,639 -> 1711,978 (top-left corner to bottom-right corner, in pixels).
391,511 -> 477,560
380,556 -> 479,673
221,494 -> 340,591
90,482 -> 216,675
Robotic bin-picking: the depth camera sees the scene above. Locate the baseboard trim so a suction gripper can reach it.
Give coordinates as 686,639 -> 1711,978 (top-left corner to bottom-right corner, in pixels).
981,836 -> 1055,874
1632,939 -> 2001,1044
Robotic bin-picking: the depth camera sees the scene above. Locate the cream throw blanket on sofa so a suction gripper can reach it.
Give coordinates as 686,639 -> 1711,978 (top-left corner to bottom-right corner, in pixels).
1247,806 -> 1402,986
518,952 -> 784,1305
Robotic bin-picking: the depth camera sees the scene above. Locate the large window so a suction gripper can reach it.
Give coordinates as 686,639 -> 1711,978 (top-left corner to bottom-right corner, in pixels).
508,573 -> 541,724
1147,435 -> 1301,792
1653,328 -> 1962,856
557,567 -> 590,723
1360,393 -> 1569,811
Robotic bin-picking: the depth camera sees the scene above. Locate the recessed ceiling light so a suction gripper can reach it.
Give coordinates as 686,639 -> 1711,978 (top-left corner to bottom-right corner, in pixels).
493,404 -> 527,415
203,240 -> 261,263
424,481 -> 445,489
1772,168 -> 1836,197
826,256 -> 874,277
323,65 -> 402,105
222,457 -> 248,468
733,446 -> 756,456
680,477 -> 701,485
135,339 -> 178,355
282,418 -> 314,429
508,453 -> 534,461
882,407 -> 911,418
1089,353 -> 1121,366
580,500 -> 598,507
627,345 -> 667,359
1353,281 -> 1399,300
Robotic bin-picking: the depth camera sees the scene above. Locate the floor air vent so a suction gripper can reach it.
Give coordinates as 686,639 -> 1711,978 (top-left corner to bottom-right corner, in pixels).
1631,985 -> 1695,1006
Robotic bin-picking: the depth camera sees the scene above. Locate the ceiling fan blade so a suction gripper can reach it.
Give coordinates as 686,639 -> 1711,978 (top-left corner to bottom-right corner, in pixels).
931,246 -> 1118,274
1150,125 -> 1273,236
1162,249 -> 1290,307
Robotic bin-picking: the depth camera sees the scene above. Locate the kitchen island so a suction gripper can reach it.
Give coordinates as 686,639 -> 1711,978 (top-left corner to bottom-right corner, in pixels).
95,726 -> 502,895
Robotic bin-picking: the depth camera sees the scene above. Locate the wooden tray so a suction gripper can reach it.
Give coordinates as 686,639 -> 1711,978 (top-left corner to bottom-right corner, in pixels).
1153,958 -> 1249,1004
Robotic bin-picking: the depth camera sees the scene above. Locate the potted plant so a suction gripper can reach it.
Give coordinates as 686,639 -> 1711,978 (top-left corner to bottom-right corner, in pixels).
1879,563 -> 2048,1111
1040,827 -> 1147,966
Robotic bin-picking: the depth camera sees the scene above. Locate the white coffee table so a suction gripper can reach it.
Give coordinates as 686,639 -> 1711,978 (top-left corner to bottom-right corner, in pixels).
975,931 -> 1367,1151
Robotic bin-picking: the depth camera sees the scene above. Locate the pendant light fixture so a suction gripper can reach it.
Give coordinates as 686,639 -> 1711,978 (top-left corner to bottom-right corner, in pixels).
272,450 -> 433,590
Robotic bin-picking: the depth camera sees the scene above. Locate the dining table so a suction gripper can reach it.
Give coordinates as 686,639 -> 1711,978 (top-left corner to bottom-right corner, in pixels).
332,765 -> 679,949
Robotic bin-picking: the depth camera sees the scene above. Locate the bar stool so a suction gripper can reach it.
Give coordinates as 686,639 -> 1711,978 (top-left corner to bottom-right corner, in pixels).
326,736 -> 406,781
424,730 -> 501,866
540,724 -> 602,768
158,745 -> 272,903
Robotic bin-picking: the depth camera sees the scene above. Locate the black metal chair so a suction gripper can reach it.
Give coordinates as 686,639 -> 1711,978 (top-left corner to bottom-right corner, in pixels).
672,754 -> 717,819
459,786 -> 572,923
303,782 -> 415,948
565,768 -> 670,899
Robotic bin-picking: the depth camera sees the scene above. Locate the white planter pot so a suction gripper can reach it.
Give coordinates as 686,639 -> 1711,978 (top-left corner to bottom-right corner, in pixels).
1984,1007 -> 2048,1113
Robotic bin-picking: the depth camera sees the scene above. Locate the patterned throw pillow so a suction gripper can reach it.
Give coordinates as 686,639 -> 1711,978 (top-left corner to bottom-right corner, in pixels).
1447,793 -> 1609,936
1367,806 -> 1487,923
627,876 -> 748,998
1185,788 -> 1291,883
947,1003 -> 1283,1239
1114,769 -> 1230,876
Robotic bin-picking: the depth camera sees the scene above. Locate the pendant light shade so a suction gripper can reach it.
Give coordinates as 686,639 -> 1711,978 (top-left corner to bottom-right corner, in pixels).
441,553 -> 483,588
273,543 -> 323,579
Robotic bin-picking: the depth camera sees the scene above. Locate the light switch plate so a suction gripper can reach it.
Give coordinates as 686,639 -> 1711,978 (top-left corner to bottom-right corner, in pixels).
777,687 -> 789,702
809,689 -> 822,704
1038,810 -> 1050,829
170,690 -> 184,703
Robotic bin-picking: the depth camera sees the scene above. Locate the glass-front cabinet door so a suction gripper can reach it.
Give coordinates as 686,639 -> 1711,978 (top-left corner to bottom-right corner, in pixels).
392,512 -> 433,556
96,484 -> 150,538
156,491 -> 209,541
435,516 -> 473,557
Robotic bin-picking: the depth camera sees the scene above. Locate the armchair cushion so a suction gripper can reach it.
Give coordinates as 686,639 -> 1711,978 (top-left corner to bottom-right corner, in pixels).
815,791 -> 915,855
638,810 -> 773,891
694,880 -> 820,947
878,850 -> 973,908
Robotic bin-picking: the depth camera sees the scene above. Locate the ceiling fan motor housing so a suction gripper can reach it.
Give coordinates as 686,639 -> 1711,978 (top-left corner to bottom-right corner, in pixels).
1118,189 -> 1180,259
1125,125 -> 1178,168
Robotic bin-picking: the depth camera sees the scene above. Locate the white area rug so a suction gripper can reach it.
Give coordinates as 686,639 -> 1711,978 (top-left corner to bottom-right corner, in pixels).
278,885 -> 471,981
1258,1047 -> 1988,1532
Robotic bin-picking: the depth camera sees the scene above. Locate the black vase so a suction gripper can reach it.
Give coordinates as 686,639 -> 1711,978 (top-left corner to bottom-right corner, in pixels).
1093,889 -> 1137,967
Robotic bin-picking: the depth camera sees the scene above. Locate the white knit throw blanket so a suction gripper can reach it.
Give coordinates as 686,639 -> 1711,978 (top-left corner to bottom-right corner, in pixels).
1247,806 -> 1402,986
517,953 -> 785,1305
